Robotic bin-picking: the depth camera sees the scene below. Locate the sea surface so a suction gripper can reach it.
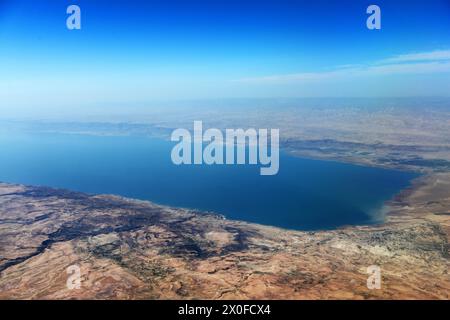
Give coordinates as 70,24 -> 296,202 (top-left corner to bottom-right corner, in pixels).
0,132 -> 418,230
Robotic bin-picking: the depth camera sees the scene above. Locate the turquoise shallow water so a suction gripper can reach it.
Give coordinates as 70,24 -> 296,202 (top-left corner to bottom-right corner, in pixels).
0,133 -> 418,230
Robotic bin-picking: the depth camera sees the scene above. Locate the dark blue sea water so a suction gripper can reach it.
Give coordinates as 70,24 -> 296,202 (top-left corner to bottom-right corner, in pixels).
0,133 -> 418,230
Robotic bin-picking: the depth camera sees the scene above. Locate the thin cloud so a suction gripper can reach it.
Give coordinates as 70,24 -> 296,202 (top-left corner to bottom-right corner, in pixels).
380,50 -> 450,64
235,49 -> 450,83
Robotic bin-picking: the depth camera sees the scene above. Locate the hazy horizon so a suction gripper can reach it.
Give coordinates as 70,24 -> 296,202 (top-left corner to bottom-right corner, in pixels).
1,0 -> 450,112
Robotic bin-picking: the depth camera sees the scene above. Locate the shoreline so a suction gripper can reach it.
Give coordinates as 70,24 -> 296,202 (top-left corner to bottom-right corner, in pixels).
0,129 -> 428,232
0,179 -> 448,299
0,172 -> 419,234
0,165 -> 445,236
0,127 -> 448,299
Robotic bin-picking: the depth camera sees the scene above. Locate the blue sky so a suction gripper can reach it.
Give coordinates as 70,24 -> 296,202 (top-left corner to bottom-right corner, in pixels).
0,0 -> 450,111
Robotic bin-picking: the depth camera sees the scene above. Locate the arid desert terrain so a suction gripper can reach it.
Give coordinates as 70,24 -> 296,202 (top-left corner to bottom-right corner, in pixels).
0,99 -> 449,299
